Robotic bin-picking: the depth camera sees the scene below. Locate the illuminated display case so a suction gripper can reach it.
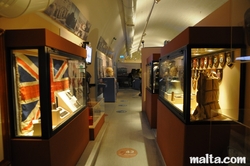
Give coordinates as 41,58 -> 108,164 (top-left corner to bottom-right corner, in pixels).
159,51 -> 184,109
158,27 -> 246,124
4,29 -> 89,165
8,49 -> 87,137
157,27 -> 247,165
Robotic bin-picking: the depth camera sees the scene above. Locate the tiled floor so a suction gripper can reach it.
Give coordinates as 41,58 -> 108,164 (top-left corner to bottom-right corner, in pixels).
77,88 -> 166,166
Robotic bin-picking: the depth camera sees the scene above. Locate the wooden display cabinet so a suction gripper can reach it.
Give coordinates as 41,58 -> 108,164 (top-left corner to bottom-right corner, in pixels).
4,29 -> 89,166
157,26 -> 246,165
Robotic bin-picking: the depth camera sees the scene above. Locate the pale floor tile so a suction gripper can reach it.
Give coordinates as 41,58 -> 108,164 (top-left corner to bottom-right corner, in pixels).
77,88 -> 165,166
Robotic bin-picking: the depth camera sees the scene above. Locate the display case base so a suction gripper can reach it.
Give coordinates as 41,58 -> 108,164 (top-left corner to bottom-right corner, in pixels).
10,109 -> 89,166
146,89 -> 158,128
89,112 -> 105,140
157,99 -> 232,166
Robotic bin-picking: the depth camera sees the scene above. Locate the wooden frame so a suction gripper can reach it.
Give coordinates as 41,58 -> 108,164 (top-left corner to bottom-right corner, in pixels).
0,29 -> 11,166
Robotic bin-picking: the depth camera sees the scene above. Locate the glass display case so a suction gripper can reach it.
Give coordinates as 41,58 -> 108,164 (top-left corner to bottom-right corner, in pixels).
8,48 -> 87,137
157,27 -> 247,166
159,47 -> 245,123
159,50 -> 184,113
5,29 -> 88,139
4,29 -> 90,166
146,61 -> 159,93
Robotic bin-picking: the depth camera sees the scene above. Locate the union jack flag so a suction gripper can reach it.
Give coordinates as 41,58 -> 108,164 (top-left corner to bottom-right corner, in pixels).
15,52 -> 40,134
50,57 -> 69,103
15,53 -> 69,135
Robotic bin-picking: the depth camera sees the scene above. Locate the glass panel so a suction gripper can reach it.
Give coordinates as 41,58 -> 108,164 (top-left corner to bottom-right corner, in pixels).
50,54 -> 86,130
146,64 -> 151,90
152,62 -> 159,93
190,48 -> 242,122
159,52 -> 184,112
12,49 -> 41,137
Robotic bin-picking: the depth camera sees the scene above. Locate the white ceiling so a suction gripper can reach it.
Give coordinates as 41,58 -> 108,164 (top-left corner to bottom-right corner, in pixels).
71,0 -> 228,62
0,0 -> 228,62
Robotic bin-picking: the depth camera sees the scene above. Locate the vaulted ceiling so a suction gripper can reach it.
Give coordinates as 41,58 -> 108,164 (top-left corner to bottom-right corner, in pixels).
0,0 -> 228,63
72,0 -> 228,63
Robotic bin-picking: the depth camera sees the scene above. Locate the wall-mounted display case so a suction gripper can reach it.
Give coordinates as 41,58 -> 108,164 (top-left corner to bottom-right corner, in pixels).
4,29 -> 89,166
159,27 -> 245,124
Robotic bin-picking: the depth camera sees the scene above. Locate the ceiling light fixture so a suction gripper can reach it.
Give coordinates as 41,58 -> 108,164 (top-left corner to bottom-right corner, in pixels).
137,0 -> 158,51
155,0 -> 161,4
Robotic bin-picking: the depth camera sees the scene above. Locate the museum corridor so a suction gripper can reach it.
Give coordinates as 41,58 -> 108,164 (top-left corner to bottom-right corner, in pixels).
76,88 -> 165,166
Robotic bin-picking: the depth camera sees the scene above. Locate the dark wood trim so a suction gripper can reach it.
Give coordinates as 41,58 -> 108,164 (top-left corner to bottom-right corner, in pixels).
0,30 -> 12,164
4,29 -> 86,58
161,26 -> 245,57
11,108 -> 89,166
146,53 -> 160,64
0,160 -> 11,166
146,89 -> 158,128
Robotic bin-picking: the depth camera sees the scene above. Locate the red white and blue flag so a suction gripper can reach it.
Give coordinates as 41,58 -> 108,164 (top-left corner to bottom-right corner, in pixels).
15,53 -> 69,135
15,52 -> 41,134
50,57 -> 69,103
